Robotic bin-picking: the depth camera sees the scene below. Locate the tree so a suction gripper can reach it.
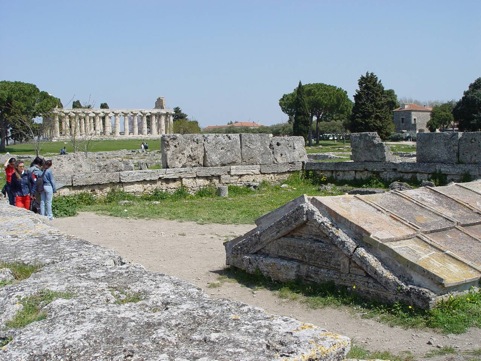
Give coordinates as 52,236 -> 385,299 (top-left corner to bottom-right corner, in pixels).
0,81 -> 60,152
454,77 -> 481,131
173,106 -> 188,121
303,83 -> 352,144
427,101 -> 455,131
292,81 -> 310,142
280,83 -> 352,144
349,72 -> 394,140
173,119 -> 201,134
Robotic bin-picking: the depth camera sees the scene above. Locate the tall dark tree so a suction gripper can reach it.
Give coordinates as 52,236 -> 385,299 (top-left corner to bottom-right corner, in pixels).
173,106 -> 188,121
0,81 -> 60,151
454,77 -> 481,131
100,102 -> 109,109
292,81 -> 310,143
349,72 -> 394,140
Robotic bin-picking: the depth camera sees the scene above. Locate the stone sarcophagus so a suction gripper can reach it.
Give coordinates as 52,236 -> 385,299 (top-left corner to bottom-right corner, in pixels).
225,181 -> 481,309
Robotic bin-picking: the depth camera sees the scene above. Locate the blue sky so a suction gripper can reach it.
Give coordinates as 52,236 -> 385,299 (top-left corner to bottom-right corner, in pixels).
1,0 -> 480,128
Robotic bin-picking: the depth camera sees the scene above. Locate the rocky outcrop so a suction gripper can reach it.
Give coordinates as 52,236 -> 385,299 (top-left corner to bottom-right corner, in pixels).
0,203 -> 350,360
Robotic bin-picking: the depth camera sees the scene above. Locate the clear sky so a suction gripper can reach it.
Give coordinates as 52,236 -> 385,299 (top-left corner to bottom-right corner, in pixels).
1,0 -> 480,128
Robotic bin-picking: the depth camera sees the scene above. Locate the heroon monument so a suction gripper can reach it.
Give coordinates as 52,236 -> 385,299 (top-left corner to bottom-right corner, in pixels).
48,97 -> 174,139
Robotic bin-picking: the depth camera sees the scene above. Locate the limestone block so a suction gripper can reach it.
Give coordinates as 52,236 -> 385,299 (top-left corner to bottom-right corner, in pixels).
416,132 -> 461,164
72,172 -> 120,186
350,132 -> 395,162
230,165 -> 261,176
240,133 -> 274,165
459,132 -> 481,164
163,168 -> 196,179
220,174 -> 231,183
122,183 -> 146,194
260,163 -> 290,174
288,162 -> 304,171
203,134 -> 242,167
161,134 -> 204,168
181,177 -> 215,190
195,166 -> 230,177
271,136 -> 308,164
120,169 -> 166,183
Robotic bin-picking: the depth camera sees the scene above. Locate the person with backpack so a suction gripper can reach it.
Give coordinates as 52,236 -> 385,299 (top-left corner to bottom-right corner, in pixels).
3,157 -> 16,205
29,157 -> 45,213
38,159 -> 57,220
10,160 -> 34,210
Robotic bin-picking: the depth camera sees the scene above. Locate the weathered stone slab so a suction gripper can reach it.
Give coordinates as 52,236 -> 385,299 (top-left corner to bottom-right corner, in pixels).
120,169 -> 167,182
203,134 -> 242,167
230,165 -> 261,176
163,168 -> 196,179
161,134 -> 204,168
459,132 -> 481,164
0,204 -> 350,360
240,133 -> 274,165
416,132 -> 461,164
72,172 -> 120,186
271,136 -> 308,164
195,166 -> 230,177
260,163 -> 290,174
350,132 -> 395,162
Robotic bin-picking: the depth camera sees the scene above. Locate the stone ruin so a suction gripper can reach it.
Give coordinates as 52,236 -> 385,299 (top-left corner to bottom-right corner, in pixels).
350,132 -> 395,162
225,181 -> 481,309
161,134 -> 307,168
0,203 -> 350,360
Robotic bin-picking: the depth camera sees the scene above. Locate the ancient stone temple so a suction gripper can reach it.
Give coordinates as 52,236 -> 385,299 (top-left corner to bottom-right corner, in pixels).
48,97 -> 174,139
225,181 -> 481,309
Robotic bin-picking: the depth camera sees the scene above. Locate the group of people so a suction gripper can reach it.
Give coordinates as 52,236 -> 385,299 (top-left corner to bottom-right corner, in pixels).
3,156 -> 56,220
140,142 -> 149,152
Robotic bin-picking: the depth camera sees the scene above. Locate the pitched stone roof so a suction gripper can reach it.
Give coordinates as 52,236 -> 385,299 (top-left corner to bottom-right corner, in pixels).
226,181 -> 481,309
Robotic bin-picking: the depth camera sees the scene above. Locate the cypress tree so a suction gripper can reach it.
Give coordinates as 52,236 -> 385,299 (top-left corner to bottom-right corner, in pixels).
349,72 -> 394,140
292,81 -> 311,143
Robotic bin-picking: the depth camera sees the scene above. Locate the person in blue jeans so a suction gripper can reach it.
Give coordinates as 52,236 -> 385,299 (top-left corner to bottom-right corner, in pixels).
39,159 -> 57,220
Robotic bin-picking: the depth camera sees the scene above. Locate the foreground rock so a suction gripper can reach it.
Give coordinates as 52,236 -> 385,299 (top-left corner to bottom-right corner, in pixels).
0,203 -> 349,360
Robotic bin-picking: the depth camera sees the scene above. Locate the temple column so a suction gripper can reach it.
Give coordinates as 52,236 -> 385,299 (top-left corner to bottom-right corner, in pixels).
159,114 -> 166,135
142,113 -> 148,135
53,114 -> 60,138
151,113 -> 158,135
73,115 -> 79,136
80,115 -> 86,135
88,114 -> 94,135
95,114 -> 101,135
104,113 -> 112,135
65,115 -> 71,136
114,113 -> 120,136
168,113 -> 174,134
123,113 -> 129,135
132,112 -> 138,135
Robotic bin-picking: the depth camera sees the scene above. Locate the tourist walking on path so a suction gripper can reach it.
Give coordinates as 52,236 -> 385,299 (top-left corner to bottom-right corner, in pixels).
3,157 -> 16,205
10,160 -> 34,210
39,159 -> 57,220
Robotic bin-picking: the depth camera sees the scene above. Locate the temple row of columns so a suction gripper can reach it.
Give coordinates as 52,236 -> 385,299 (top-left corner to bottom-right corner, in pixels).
50,109 -> 174,138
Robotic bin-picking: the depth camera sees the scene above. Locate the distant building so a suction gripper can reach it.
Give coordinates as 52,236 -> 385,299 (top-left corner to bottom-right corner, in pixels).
393,103 -> 432,134
203,121 -> 261,131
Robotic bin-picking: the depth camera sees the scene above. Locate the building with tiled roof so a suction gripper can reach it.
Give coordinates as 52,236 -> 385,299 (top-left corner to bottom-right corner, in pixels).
393,103 -> 432,134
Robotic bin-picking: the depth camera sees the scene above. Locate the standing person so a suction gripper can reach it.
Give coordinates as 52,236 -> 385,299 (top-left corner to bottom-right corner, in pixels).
10,160 -> 34,210
29,157 -> 45,213
140,142 -> 145,152
3,157 -> 16,205
39,159 -> 57,220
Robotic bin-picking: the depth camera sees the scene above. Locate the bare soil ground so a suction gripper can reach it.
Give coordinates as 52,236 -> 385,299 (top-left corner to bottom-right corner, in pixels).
53,213 -> 481,361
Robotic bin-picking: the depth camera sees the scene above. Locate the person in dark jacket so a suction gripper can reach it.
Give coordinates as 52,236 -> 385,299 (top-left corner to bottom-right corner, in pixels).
29,157 -> 45,213
10,160 -> 34,210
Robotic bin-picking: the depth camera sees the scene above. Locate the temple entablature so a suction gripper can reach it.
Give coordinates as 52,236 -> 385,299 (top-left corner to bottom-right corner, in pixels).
49,107 -> 174,139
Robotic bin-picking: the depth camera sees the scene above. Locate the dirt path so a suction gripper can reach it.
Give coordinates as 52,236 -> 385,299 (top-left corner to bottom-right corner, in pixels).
52,213 -> 481,360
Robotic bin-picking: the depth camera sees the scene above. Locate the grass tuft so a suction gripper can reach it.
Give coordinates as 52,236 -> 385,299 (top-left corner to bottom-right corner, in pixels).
6,290 -> 73,329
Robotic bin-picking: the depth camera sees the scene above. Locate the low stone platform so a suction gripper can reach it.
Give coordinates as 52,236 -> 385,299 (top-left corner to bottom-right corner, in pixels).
0,203 -> 349,360
226,181 -> 481,309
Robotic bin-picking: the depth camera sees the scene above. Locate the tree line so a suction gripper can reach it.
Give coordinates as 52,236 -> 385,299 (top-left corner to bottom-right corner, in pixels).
1,74 -> 480,152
